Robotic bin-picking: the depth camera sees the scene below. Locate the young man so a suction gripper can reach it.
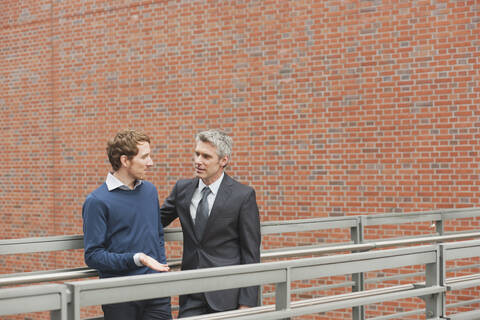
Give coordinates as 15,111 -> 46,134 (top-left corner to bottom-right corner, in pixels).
82,130 -> 171,320
160,129 -> 261,317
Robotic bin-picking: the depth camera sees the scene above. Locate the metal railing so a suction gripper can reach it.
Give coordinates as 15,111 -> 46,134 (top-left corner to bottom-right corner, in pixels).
0,284 -> 68,320
3,239 -> 480,319
65,244 -> 445,320
2,208 -> 480,319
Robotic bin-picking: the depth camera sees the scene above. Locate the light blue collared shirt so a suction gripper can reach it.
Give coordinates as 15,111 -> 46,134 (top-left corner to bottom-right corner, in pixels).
106,172 -> 143,191
190,172 -> 224,221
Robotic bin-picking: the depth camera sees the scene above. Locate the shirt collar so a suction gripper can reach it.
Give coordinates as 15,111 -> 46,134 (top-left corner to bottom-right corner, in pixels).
106,172 -> 143,191
198,172 -> 224,196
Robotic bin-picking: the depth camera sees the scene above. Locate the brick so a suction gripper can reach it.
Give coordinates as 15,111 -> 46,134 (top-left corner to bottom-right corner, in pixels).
2,0 -> 480,319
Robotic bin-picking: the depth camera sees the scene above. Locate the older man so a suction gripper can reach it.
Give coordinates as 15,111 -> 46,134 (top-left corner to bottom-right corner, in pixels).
160,129 -> 261,317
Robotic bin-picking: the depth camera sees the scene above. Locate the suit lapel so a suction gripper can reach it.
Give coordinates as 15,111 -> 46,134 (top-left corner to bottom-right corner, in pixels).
182,178 -> 199,238
207,174 -> 233,225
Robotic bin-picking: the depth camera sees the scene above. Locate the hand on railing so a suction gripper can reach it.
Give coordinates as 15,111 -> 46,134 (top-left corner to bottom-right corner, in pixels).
138,253 -> 170,272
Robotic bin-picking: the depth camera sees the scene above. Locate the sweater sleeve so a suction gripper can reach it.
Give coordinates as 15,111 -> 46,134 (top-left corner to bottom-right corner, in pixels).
82,195 -> 137,273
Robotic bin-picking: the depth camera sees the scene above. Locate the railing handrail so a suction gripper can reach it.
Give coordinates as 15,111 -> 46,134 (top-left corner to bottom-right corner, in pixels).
363,207 -> 480,226
2,207 -> 480,319
63,239 -> 480,319
3,231 -> 480,287
3,207 -> 480,256
2,239 -> 480,319
0,217 -> 360,255
0,283 -> 68,318
64,245 -> 439,315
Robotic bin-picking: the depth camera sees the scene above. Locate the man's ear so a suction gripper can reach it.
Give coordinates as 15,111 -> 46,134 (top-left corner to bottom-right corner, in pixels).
220,156 -> 228,168
120,155 -> 129,168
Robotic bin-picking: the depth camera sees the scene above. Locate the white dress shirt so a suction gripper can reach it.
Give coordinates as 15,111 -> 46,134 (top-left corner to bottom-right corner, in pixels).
190,172 -> 224,222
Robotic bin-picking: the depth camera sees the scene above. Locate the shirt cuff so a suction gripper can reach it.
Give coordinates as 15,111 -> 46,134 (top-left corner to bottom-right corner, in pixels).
133,253 -> 143,267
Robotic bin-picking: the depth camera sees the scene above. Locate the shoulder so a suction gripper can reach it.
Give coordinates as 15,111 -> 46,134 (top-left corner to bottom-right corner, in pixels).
224,174 -> 255,194
141,180 -> 157,191
174,178 -> 197,189
83,184 -> 109,210
85,183 -> 108,202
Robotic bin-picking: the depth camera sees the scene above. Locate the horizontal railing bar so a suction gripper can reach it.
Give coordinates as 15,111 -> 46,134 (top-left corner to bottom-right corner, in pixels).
0,257 -> 182,287
447,279 -> 480,291
261,241 -> 354,255
2,208 -> 480,257
262,280 -> 356,298
363,233 -> 440,244
0,217 -> 358,256
0,268 -> 98,287
261,217 -> 358,234
73,268 -> 287,307
290,252 -> 436,282
372,232 -> 480,248
441,238 -> 480,249
444,229 -> 480,237
65,245 -> 438,307
446,263 -> 480,274
365,271 -> 425,285
164,228 -> 183,242
5,232 -> 478,287
0,235 -> 84,255
446,297 -> 480,309
266,273 -> 478,306
0,284 -> 68,316
295,284 -> 416,305
441,208 -> 480,220
184,284 -> 417,320
261,242 -> 373,259
0,267 -> 91,279
364,208 -> 480,227
188,286 -> 446,320
442,239 -> 480,261
365,213 -> 442,226
262,232 -> 480,260
184,305 -> 275,320
447,309 -> 480,320
446,274 -> 480,284
367,308 -> 424,320
0,234 -> 83,246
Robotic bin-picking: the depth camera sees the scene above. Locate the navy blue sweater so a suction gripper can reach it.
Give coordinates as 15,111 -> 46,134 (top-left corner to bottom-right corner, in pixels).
82,181 -> 167,278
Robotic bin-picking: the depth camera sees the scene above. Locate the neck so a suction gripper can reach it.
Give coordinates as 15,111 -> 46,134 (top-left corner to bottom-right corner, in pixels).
202,170 -> 224,186
113,170 -> 136,190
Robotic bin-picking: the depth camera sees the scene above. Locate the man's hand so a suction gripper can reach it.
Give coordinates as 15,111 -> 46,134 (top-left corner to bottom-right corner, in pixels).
138,253 -> 170,272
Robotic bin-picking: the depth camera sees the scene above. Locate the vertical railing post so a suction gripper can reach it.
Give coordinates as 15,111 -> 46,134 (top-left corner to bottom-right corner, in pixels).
66,284 -> 81,320
50,286 -> 67,320
258,283 -> 263,306
275,267 -> 291,320
424,246 -> 445,318
351,216 -> 365,320
436,211 -> 445,235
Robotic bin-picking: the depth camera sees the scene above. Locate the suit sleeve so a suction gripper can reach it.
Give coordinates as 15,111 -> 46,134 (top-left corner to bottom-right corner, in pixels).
82,196 -> 137,272
238,188 -> 261,307
160,181 -> 179,227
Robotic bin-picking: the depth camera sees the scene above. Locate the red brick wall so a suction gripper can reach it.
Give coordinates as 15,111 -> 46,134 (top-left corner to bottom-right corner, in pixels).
1,0 -> 479,319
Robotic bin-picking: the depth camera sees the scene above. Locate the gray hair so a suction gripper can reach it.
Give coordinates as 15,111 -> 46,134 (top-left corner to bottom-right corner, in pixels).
196,129 -> 233,161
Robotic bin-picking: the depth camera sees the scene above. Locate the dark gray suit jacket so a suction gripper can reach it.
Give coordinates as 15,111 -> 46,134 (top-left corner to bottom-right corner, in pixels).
160,174 -> 261,311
